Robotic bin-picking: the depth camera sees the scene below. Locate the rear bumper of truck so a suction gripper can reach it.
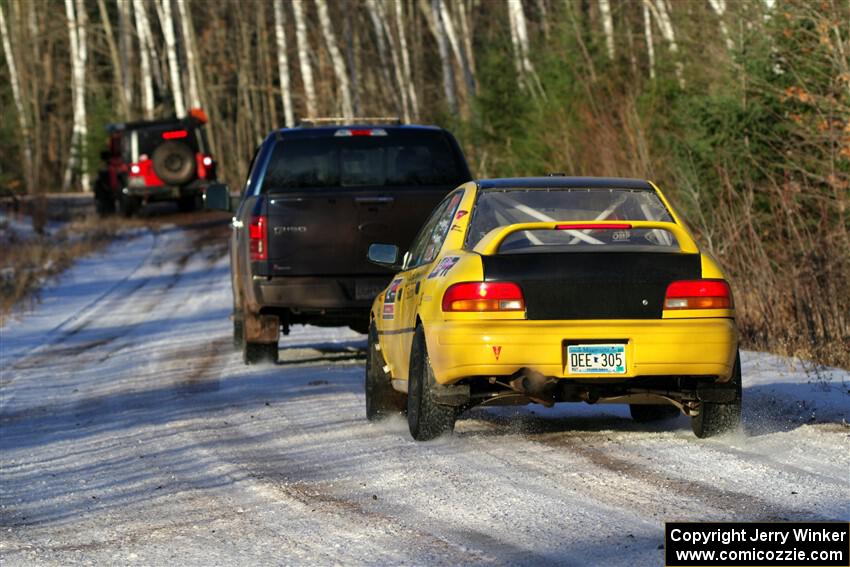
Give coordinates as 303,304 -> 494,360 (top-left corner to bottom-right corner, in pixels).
253,275 -> 391,313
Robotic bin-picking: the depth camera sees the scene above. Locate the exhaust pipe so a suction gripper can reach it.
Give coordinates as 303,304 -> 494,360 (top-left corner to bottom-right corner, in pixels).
507,368 -> 558,407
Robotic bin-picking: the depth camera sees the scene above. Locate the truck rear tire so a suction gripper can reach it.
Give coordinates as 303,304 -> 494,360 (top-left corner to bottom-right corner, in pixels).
118,194 -> 140,218
242,341 -> 278,365
177,195 -> 198,213
233,317 -> 244,350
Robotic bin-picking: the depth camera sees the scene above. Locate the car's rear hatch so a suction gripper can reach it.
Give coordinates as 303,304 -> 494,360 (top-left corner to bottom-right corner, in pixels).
262,127 -> 470,278
482,251 -> 701,320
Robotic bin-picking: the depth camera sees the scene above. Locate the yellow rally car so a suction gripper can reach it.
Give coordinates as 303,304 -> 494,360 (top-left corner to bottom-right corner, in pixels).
365,177 -> 740,440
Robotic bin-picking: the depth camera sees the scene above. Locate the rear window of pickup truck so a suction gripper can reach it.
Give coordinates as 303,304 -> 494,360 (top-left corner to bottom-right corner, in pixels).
262,130 -> 467,191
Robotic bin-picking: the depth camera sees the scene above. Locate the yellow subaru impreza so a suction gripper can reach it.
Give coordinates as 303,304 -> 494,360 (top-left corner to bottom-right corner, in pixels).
365,177 -> 740,440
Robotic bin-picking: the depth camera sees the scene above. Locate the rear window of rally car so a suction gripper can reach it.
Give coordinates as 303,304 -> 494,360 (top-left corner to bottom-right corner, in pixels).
261,130 -> 467,191
465,187 -> 678,253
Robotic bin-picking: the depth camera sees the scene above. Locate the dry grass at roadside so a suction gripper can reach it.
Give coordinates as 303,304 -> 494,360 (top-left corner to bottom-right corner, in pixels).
0,216 -> 127,322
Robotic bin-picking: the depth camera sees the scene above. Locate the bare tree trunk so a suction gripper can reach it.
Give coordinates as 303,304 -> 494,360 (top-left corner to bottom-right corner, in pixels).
506,0 -> 524,82
438,0 -> 475,100
62,0 -> 89,192
159,0 -> 186,117
648,0 -> 684,87
176,0 -> 201,109
535,0 -> 549,38
292,0 -> 317,117
642,0 -> 656,79
598,0 -> 615,60
456,0 -> 475,80
0,1 -> 34,195
707,0 -> 734,51
394,0 -> 418,120
118,0 -> 133,115
75,0 -> 89,192
316,0 -> 353,119
373,0 -> 410,121
507,0 -> 542,96
96,0 -> 129,119
342,0 -> 360,115
133,0 -> 155,119
273,0 -> 295,127
366,0 -> 397,114
430,0 -> 457,114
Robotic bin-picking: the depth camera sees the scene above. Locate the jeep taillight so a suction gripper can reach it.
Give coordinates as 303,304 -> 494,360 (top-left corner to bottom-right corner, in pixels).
442,282 -> 525,312
664,280 -> 732,310
249,215 -> 268,261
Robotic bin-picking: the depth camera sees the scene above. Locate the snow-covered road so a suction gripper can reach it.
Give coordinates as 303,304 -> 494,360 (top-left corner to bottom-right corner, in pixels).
1,219 -> 848,566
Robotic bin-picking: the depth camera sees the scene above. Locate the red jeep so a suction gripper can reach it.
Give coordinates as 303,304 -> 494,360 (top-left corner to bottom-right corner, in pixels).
94,110 -> 217,216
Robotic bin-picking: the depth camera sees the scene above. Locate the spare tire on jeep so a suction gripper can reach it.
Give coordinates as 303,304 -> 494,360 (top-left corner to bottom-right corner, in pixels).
152,141 -> 196,185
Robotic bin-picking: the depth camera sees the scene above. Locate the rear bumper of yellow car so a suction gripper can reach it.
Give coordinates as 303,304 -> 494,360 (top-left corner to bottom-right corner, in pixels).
424,318 -> 737,385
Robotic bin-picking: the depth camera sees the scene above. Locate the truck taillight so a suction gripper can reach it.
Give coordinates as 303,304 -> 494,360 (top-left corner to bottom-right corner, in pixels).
664,280 -> 732,310
442,282 -> 525,312
249,215 -> 268,261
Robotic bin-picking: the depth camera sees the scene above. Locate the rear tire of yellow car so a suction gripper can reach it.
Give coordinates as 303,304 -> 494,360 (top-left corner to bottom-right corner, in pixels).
407,326 -> 456,441
691,350 -> 743,438
365,322 -> 406,421
629,403 -> 680,423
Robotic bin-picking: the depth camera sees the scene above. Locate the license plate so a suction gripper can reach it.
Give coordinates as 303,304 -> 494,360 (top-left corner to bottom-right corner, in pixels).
355,281 -> 387,301
567,344 -> 626,374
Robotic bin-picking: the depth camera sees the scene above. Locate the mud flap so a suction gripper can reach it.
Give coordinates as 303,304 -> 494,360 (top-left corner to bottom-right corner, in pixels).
696,383 -> 737,403
243,313 -> 280,344
431,383 -> 471,406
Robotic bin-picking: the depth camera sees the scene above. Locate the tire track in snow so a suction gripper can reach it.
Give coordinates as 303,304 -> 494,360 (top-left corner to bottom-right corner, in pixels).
468,414 -> 834,522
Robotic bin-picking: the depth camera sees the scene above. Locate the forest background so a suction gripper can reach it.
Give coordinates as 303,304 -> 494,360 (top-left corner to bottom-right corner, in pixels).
1,0 -> 848,367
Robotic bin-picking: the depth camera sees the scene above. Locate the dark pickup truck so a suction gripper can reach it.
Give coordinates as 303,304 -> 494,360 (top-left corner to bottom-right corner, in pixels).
208,122 -> 471,364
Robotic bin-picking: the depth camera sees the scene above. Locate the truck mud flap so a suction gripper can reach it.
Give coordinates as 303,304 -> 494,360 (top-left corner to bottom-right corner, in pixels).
244,313 -> 280,343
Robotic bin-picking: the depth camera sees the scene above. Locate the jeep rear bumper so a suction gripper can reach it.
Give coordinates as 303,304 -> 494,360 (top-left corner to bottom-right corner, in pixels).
125,180 -> 209,200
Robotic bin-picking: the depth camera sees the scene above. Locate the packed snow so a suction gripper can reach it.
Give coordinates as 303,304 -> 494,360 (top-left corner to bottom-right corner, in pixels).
1,220 -> 848,566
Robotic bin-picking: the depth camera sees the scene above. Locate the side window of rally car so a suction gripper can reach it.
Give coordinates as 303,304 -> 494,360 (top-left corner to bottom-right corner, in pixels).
406,190 -> 463,269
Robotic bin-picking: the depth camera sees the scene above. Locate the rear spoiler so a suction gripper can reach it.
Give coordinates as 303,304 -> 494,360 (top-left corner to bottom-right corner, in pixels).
472,220 -> 699,255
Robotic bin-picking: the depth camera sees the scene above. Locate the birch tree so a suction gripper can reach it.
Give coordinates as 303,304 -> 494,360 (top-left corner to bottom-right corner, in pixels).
96,0 -> 129,118
365,0 -> 396,113
0,1 -> 33,194
393,0 -> 419,120
133,0 -> 155,119
507,0 -> 543,96
176,0 -> 201,109
642,0 -> 656,79
274,0 -> 295,127
430,0 -> 458,114
292,0 -> 317,117
316,0 -> 353,119
647,0 -> 684,87
118,0 -> 133,112
707,0 -> 734,51
159,0 -> 186,117
372,0 -> 410,121
63,0 -> 89,192
598,0 -> 615,60
438,0 -> 475,99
